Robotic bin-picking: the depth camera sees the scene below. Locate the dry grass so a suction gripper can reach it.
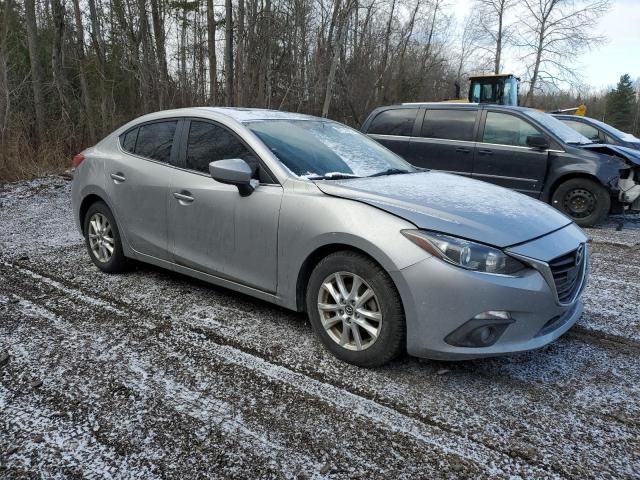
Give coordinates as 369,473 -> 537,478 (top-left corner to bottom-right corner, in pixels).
0,121 -> 82,183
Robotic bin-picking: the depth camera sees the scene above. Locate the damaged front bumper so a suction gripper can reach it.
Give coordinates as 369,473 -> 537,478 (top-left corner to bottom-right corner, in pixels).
618,167 -> 640,211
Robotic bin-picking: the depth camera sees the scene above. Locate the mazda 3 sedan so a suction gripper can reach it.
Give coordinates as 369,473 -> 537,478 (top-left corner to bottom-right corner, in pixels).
71,108 -> 588,367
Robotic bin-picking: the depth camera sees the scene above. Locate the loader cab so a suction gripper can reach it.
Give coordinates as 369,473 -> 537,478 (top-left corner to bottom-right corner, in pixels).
469,74 -> 519,107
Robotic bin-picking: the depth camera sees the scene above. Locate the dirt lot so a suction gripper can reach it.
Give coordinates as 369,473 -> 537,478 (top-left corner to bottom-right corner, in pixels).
1,175 -> 639,479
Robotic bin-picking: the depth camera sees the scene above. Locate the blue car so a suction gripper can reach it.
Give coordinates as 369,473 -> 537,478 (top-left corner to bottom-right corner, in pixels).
553,114 -> 640,151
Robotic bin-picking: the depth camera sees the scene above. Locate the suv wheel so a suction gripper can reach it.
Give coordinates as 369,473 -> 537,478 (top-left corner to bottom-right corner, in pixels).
84,201 -> 128,273
551,178 -> 610,227
306,251 -> 405,367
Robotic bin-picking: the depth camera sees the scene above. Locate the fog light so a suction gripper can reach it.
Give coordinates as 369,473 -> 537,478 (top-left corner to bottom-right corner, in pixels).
445,311 -> 514,348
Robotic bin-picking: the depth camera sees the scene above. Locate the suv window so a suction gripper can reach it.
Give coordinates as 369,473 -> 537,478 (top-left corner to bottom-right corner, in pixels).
560,119 -> 600,141
134,121 -> 178,163
482,112 -> 541,147
422,109 -> 477,141
186,120 -> 270,182
121,128 -> 138,153
368,109 -> 417,136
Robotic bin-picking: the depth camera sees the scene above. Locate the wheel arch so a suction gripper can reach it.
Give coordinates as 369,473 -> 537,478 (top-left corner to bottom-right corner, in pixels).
543,172 -> 609,203
79,194 -> 106,234
294,242 -> 404,313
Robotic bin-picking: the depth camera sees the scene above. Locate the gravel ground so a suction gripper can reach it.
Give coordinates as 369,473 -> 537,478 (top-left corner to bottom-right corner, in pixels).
0,175 -> 639,479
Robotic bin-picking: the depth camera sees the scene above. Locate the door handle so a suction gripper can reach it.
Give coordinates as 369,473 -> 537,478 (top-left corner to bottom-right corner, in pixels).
173,191 -> 194,204
455,147 -> 471,153
477,149 -> 493,156
110,172 -> 126,183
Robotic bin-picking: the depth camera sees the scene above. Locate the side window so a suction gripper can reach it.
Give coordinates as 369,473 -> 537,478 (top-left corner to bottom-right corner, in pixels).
368,109 -> 417,136
482,112 -> 541,147
563,120 -> 600,141
422,109 -> 477,141
121,128 -> 138,153
186,120 -> 269,182
134,121 -> 178,163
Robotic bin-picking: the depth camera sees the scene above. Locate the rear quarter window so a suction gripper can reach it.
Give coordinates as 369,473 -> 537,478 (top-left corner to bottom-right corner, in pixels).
368,109 -> 417,136
120,128 -> 138,153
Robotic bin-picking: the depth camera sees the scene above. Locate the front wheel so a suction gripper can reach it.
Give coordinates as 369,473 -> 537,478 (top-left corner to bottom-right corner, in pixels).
306,251 -> 405,367
551,178 -> 610,227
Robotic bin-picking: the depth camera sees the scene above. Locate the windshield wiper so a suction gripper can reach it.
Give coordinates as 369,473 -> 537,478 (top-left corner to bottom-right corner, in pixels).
306,172 -> 361,180
366,168 -> 414,178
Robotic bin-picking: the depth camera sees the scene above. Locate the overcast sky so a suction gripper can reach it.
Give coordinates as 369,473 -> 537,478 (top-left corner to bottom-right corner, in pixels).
452,0 -> 640,91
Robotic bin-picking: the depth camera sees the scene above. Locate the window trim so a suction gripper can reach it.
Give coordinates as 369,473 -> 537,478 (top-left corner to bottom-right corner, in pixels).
179,117 -> 280,186
118,118 -> 182,167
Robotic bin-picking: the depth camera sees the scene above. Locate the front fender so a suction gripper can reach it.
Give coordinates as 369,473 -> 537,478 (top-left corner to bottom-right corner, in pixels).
542,153 -> 628,201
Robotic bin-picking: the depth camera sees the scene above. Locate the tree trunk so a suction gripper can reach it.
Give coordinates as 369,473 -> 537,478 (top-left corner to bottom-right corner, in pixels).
150,0 -> 169,108
206,0 -> 217,104
525,29 -> 544,107
322,1 -> 352,117
24,0 -> 46,143
224,0 -> 234,106
72,0 -> 96,143
0,0 -> 12,143
51,0 -> 70,121
494,2 -> 503,74
235,0 -> 245,105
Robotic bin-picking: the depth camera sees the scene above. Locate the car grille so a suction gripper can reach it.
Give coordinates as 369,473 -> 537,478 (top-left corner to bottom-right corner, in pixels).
548,244 -> 586,304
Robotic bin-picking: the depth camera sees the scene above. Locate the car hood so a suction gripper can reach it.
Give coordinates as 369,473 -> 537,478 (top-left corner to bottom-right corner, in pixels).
315,172 -> 572,248
581,143 -> 640,166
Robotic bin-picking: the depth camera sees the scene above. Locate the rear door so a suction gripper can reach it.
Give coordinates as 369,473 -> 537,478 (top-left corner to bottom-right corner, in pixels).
106,119 -> 180,260
364,108 -> 418,157
473,110 -> 548,196
404,107 -> 478,175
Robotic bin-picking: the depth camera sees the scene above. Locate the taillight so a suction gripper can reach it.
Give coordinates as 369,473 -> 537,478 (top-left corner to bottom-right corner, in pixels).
72,153 -> 85,168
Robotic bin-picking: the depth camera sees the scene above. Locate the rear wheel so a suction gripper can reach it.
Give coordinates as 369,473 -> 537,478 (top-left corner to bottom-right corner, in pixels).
306,251 -> 405,367
551,178 -> 610,227
83,201 -> 128,273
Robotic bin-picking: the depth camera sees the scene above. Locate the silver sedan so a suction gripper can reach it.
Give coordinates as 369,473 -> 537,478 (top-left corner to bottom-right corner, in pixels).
71,108 -> 588,367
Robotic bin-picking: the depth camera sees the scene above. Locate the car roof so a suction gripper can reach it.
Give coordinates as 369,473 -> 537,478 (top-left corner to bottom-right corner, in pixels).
195,107 -> 317,122
391,102 -> 534,113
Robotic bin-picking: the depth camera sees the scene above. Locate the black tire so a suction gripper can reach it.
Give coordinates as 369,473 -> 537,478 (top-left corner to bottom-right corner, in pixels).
83,201 -> 129,273
306,251 -> 405,367
551,178 -> 611,227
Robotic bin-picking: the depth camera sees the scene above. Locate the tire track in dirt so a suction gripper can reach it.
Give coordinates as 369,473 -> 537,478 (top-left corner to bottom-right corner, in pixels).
2,260 -> 639,478
1,276 -> 514,478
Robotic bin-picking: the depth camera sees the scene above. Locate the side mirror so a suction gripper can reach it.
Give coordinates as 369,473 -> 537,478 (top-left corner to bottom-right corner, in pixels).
209,159 -> 255,196
526,134 -> 549,150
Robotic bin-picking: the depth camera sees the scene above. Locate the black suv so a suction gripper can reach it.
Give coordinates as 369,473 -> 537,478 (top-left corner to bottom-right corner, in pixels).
361,103 -> 640,226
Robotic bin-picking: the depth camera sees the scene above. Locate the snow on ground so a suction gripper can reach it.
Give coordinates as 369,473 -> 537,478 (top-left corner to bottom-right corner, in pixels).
0,176 -> 639,478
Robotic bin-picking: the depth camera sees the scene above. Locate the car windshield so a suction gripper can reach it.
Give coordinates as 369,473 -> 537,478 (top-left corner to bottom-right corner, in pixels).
244,119 -> 416,179
580,116 -> 639,142
522,109 -> 592,144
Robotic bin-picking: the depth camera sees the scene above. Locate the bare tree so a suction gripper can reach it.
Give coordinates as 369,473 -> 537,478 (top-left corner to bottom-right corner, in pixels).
474,0 -> 513,74
224,0 -> 234,106
0,0 -> 12,144
24,0 -> 46,143
207,0 -> 217,104
519,0 -> 610,106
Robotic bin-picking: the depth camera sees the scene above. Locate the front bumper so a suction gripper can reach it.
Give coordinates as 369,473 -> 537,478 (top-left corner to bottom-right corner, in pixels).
391,223 -> 588,360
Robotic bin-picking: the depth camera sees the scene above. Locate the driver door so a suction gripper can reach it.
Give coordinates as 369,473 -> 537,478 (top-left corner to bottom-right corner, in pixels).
168,119 -> 283,293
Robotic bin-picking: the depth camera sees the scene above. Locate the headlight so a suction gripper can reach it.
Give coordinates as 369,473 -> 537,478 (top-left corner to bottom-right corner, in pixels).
401,230 -> 526,275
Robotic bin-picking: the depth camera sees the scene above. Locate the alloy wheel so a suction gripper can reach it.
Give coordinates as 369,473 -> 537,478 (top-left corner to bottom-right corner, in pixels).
317,272 -> 383,351
88,213 -> 115,263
